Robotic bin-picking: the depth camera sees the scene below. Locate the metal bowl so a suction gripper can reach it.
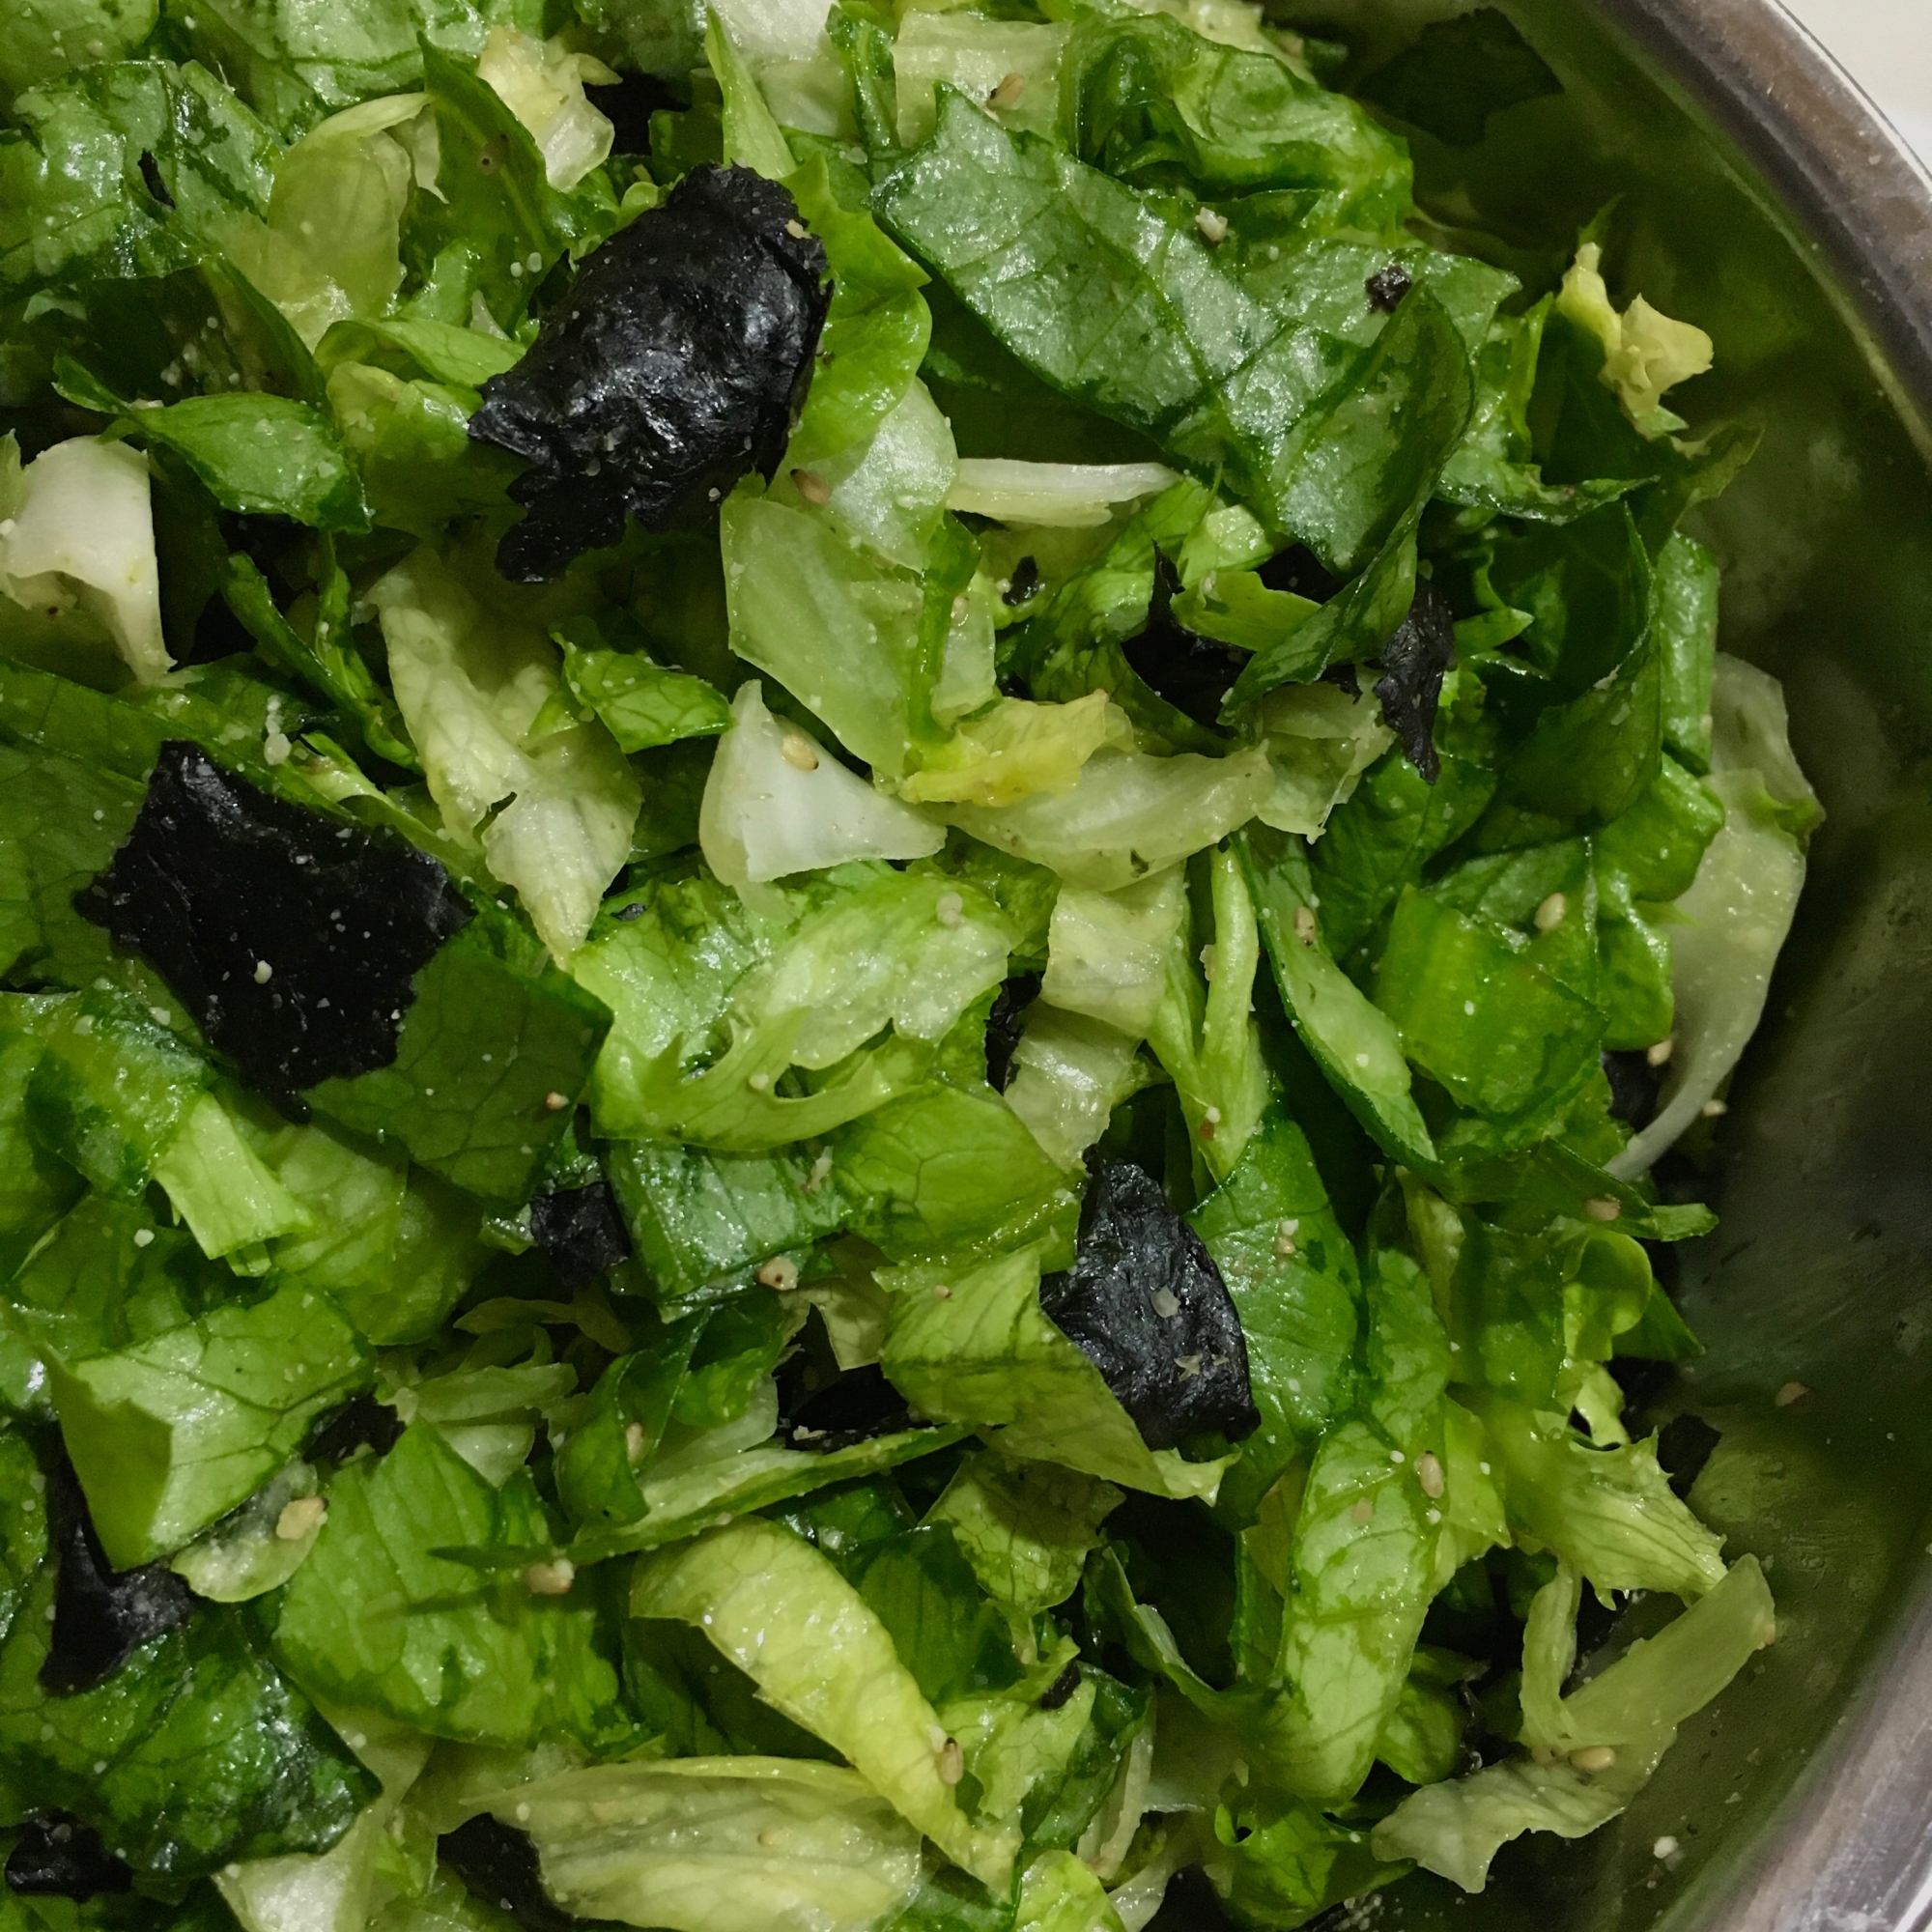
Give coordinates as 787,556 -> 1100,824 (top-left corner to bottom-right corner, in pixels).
1243,4 -> 1932,1929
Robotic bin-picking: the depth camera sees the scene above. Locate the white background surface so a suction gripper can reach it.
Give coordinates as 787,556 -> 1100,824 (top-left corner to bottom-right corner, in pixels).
1778,0 -> 1932,159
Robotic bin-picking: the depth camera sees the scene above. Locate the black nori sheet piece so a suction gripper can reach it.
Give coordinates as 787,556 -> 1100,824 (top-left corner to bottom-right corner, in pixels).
1039,1161 -> 1260,1452
5,1814 -> 132,1899
1656,1412 -> 1722,1499
1366,263 -> 1413,312
984,972 -> 1041,1094
1602,1049 -> 1662,1129
1373,581 -> 1458,782
43,1456 -> 194,1694
304,1392 -> 406,1466
440,1817 -> 579,1932
1037,1660 -> 1082,1710
1003,555 -> 1041,607
1121,557 -> 1246,729
76,742 -> 471,1115
775,1360 -> 913,1452
469,164 -> 831,582
529,1182 -> 632,1290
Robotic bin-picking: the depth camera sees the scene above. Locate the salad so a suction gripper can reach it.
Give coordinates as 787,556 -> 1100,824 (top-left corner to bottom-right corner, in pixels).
0,0 -> 1825,1925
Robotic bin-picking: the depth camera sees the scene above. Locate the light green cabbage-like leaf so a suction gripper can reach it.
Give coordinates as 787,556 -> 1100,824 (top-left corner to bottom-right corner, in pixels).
633,1518 -> 1019,1889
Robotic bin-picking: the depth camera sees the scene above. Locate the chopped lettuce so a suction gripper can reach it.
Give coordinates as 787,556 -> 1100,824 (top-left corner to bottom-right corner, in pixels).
634,1517 -> 1020,1889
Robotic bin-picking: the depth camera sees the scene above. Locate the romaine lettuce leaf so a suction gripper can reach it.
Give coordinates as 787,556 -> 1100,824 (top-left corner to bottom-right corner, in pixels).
879,1244 -> 1227,1501
633,1517 -> 1020,1889
53,1278 -> 364,1567
1062,11 -> 1404,214
1371,1553 -> 1773,1891
927,1452 -> 1123,1634
272,1420 -> 634,1747
1609,656 -> 1816,1178
1003,1006 -> 1155,1172
1239,825 -> 1435,1167
1189,1107 -> 1360,1522
582,865 -> 1011,1151
946,746 -> 1272,893
700,681 -> 945,886
469,1756 -> 925,1932
873,93 -> 1475,570
0,434 -> 169,685
834,1079 -> 1075,1261
1465,1392 -> 1725,1601
0,1432 -> 376,1882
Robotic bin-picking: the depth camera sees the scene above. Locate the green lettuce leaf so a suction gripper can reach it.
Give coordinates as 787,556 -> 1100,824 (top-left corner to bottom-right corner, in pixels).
879,1244 -> 1228,1501
633,1517 -> 1020,1889
469,1756 -> 926,1932
53,1278 -> 365,1567
1371,1553 -> 1774,1891
1189,1106 -> 1360,1522
272,1420 -> 634,1747
0,1432 -> 376,1882
873,93 -> 1475,569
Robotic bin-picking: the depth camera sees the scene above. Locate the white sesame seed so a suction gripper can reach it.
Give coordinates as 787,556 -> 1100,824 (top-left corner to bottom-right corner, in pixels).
1415,1451 -> 1445,1498
1293,903 -> 1318,947
935,893 -> 964,929
1653,1836 -> 1679,1861
1534,891 -> 1568,932
524,1559 -> 576,1595
1570,1746 -> 1618,1774
132,1228 -> 155,1248
937,1737 -> 964,1783
253,959 -> 273,983
624,1421 -> 647,1463
1583,1197 -> 1622,1223
781,731 -> 819,772
1151,1289 -> 1180,1319
987,71 -> 1026,109
790,467 -> 830,506
1702,1097 -> 1728,1118
1195,206 -> 1229,243
544,1091 -> 569,1111
1647,1037 -> 1675,1066
756,1255 -> 800,1292
1774,1380 -> 1809,1407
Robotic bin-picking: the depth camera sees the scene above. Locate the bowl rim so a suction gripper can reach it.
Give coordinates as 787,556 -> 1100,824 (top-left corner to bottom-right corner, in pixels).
1585,4 -> 1932,1928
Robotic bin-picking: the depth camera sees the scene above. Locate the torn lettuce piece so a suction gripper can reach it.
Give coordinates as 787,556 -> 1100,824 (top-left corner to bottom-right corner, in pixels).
1555,242 -> 1714,440
834,1077 -> 1075,1261
467,1757 -> 924,1932
1239,826 -> 1435,1168
947,460 -> 1179,529
554,622 -> 733,754
581,864 -> 1011,1151
898,693 -> 1127,811
169,1460 -> 326,1603
894,12 -> 1070,148
1466,1392 -> 1726,1602
1003,1006 -> 1155,1172
947,745 -> 1273,893
1039,870 -> 1187,1039
700,682 -> 945,887
633,1518 -> 1020,1890
1255,683 -> 1395,839
51,1280 -> 366,1568
369,547 -> 639,960
1372,1554 -> 1774,1891
928,1453 -> 1123,1637
878,1244 -> 1230,1501
1609,655 -> 1817,1179
0,434 -> 168,684
272,1421 -> 633,1747
476,27 -> 617,191
1188,1106 -> 1361,1523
